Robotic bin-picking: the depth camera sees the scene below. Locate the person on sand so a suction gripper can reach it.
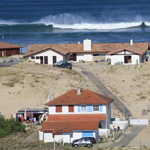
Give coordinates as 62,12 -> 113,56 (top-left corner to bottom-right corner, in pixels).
117,126 -> 120,132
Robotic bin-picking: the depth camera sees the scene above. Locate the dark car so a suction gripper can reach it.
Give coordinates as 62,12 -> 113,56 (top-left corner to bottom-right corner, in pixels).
80,137 -> 96,144
53,60 -> 71,67
58,62 -> 72,69
72,139 -> 93,147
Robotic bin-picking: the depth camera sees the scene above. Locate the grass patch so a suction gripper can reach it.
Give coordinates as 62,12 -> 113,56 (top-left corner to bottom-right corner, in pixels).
2,77 -> 20,87
0,116 -> 25,138
140,96 -> 147,100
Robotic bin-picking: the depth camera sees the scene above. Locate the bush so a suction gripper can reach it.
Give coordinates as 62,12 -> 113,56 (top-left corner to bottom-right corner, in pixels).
0,116 -> 25,138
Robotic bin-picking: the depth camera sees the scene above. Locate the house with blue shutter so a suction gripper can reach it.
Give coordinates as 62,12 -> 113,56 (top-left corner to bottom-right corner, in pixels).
39,88 -> 114,143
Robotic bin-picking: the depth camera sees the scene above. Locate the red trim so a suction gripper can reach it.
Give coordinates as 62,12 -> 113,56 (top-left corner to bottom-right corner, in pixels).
56,105 -> 62,112
69,105 -> 74,112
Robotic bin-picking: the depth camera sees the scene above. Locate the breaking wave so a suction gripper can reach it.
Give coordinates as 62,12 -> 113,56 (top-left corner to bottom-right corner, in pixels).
0,13 -> 150,31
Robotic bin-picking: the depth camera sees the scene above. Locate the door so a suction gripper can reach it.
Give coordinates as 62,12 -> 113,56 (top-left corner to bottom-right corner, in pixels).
73,54 -> 76,61
53,56 -> 57,64
40,56 -> 43,64
44,56 -> 48,64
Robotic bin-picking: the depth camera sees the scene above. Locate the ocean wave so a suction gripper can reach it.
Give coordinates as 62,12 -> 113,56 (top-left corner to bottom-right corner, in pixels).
0,19 -> 19,25
145,22 -> 150,26
51,22 -> 143,30
0,14 -> 148,31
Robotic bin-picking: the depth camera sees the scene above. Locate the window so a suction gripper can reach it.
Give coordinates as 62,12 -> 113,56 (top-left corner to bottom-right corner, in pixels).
93,105 -> 99,111
56,105 -> 62,113
36,56 -> 39,59
31,56 -> 35,59
81,105 -> 86,112
69,105 -> 74,112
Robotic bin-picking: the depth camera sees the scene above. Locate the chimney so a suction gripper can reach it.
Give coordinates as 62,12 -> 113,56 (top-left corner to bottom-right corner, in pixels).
130,38 -> 133,45
84,39 -> 91,51
77,87 -> 81,95
78,41 -> 80,44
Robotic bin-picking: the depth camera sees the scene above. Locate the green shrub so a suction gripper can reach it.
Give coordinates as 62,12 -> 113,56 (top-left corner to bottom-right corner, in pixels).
0,116 -> 25,138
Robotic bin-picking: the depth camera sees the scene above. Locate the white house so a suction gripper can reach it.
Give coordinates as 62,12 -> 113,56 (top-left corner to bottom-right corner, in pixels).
106,39 -> 148,65
24,39 -> 149,65
39,88 -> 114,143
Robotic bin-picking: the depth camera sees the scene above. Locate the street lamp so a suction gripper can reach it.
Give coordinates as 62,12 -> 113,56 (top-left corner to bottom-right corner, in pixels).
122,80 -> 125,120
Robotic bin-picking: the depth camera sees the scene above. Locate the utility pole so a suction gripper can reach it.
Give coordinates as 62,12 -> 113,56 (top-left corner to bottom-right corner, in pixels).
122,80 -> 125,120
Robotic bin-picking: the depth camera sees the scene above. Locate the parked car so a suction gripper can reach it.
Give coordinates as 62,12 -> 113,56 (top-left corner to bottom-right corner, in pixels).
72,139 -> 93,147
81,137 -> 96,144
53,60 -> 71,67
58,62 -> 72,69
53,60 -> 64,67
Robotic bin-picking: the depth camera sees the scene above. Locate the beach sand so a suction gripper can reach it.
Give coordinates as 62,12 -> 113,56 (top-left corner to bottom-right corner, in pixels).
1,56 -> 150,148
0,56 -> 96,118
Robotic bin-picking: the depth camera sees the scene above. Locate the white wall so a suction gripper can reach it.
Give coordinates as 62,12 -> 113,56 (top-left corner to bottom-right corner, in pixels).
62,105 -> 68,113
62,134 -> 71,143
49,106 -> 55,114
130,119 -> 148,125
29,49 -> 64,65
77,54 -> 92,62
44,133 -> 53,142
111,55 -> 140,65
132,55 -> 140,64
71,132 -> 82,142
48,105 -> 106,114
39,130 -> 43,141
54,135 -> 63,141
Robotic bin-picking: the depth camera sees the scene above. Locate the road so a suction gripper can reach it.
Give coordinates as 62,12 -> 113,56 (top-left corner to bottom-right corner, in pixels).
79,67 -> 132,118
110,125 -> 144,147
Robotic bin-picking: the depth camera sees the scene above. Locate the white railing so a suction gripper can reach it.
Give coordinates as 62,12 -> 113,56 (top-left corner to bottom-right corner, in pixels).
130,119 -> 148,125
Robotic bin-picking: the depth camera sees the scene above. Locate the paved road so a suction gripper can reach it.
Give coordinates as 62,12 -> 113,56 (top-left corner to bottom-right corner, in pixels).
0,62 -> 17,67
79,67 -> 132,118
110,125 -> 144,147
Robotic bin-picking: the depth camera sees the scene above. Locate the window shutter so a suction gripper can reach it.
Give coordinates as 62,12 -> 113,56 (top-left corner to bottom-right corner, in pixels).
99,105 -> 103,112
78,105 -> 81,112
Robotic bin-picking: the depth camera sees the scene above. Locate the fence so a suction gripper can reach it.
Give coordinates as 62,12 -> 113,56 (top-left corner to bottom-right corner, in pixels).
130,119 -> 148,125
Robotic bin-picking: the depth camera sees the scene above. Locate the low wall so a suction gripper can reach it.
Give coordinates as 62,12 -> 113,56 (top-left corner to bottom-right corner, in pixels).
130,119 -> 148,125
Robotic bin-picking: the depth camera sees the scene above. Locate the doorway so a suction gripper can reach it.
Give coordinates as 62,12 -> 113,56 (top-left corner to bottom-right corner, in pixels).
124,56 -> 131,63
44,56 -> 48,64
40,56 -> 43,64
53,56 -> 57,64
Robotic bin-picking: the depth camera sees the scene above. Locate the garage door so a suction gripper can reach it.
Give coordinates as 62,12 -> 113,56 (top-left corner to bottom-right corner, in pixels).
82,131 -> 93,137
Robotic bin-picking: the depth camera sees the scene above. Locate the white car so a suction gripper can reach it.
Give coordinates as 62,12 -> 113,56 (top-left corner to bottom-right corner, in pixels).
72,139 -> 93,147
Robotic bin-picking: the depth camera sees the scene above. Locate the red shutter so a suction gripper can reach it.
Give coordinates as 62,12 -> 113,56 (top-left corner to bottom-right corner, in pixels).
69,105 -> 74,112
56,105 -> 62,112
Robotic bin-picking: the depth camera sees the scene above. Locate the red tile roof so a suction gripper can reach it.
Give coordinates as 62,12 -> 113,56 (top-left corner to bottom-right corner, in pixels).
24,42 -> 149,57
46,89 -> 114,105
47,114 -> 106,122
107,45 -> 147,55
0,42 -> 23,49
41,121 -> 100,134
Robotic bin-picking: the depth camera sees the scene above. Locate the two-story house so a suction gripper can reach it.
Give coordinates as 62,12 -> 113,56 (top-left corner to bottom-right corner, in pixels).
39,88 -> 114,143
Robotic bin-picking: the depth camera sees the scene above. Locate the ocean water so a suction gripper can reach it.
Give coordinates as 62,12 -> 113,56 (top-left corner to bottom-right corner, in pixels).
0,0 -> 150,53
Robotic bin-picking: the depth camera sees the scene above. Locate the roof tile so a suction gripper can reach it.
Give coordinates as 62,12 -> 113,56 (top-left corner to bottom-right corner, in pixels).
46,89 -> 114,105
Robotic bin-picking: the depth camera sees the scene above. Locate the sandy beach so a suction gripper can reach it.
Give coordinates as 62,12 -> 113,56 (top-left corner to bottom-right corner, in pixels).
1,56 -> 150,148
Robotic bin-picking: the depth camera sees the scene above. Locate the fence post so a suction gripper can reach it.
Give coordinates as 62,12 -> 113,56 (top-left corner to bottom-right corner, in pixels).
54,140 -> 55,150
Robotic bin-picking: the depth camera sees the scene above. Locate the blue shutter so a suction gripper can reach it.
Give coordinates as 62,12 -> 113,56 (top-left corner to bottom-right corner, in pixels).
87,105 -> 93,112
99,105 -> 103,112
82,131 -> 93,137
78,105 -> 81,112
